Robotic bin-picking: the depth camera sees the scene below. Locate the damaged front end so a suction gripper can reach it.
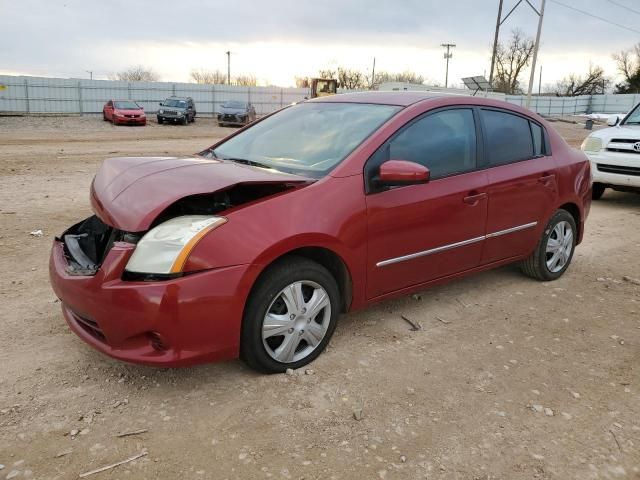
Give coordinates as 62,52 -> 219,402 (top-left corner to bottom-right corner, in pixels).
59,181 -> 305,279
59,216 -> 139,276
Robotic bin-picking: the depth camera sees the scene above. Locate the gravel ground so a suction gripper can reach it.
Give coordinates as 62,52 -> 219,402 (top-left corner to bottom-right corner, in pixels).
0,115 -> 638,480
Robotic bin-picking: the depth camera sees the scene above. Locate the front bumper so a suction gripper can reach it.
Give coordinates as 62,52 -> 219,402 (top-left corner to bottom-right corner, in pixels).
157,115 -> 186,123
217,114 -> 247,125
113,116 -> 146,126
586,152 -> 640,189
49,239 -> 257,367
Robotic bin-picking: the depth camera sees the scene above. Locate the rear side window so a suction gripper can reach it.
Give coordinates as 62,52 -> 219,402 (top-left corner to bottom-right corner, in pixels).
531,122 -> 544,156
388,108 -> 477,179
481,109 -> 534,166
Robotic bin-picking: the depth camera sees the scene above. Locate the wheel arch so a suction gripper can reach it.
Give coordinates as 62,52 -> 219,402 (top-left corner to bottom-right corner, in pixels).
558,202 -> 582,243
248,245 -> 354,315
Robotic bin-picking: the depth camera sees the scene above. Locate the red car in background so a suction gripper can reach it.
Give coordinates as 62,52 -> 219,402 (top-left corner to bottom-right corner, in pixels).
103,100 -> 146,126
50,92 -> 592,373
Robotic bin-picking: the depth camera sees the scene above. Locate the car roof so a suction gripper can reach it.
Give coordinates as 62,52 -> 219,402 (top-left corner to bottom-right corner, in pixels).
307,91 -> 447,107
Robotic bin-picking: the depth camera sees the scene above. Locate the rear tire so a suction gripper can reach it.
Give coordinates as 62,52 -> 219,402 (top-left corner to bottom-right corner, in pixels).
520,209 -> 577,281
592,183 -> 606,200
241,256 -> 340,373
103,111 -> 108,121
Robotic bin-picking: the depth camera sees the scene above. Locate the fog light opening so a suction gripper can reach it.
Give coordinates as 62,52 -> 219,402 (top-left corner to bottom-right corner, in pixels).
148,331 -> 169,351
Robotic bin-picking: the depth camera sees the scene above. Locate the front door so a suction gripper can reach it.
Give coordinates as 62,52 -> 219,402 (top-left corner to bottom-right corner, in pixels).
365,107 -> 489,299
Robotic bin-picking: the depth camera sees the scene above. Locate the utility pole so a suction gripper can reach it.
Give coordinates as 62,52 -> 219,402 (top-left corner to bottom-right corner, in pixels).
538,65 -> 542,95
441,43 -> 456,88
86,70 -> 93,80
226,51 -> 231,85
371,57 -> 376,90
526,0 -> 546,108
489,0 -> 504,87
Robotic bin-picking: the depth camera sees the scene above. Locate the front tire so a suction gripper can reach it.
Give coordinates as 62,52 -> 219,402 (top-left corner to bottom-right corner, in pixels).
520,209 -> 577,281
157,117 -> 163,124
241,257 -> 340,373
592,183 -> 606,200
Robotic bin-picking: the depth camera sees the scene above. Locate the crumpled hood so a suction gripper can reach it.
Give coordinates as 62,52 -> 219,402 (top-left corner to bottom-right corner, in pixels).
90,156 -> 311,232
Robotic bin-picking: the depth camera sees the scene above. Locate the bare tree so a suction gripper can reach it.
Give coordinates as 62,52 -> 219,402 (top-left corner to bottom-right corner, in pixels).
318,68 -> 337,80
337,67 -> 366,90
493,30 -> 535,94
554,65 -> 609,96
111,65 -> 159,82
233,75 -> 257,86
294,76 -> 310,88
190,69 -> 227,84
373,70 -> 425,86
315,67 -> 367,89
612,43 -> 640,93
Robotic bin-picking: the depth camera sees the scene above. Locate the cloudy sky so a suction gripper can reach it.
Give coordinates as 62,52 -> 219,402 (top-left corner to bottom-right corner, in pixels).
1,0 -> 637,88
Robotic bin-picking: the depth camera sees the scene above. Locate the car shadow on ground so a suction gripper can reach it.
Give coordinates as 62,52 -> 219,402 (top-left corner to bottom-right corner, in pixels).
73,263 -> 528,387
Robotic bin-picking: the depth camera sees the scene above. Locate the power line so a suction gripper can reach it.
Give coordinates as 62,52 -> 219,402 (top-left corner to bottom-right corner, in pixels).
549,0 -> 640,35
606,0 -> 640,16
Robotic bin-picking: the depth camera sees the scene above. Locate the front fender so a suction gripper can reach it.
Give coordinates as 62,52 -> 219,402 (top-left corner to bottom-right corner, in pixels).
182,175 -> 369,309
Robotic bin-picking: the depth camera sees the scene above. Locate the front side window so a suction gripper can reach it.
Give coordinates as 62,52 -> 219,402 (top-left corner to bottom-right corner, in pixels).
210,102 -> 401,178
481,109 -> 534,166
387,108 -> 477,179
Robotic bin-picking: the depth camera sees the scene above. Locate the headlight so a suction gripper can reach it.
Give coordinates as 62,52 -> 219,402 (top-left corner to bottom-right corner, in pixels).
581,136 -> 602,153
176,111 -> 183,116
159,109 -> 164,114
125,215 -> 227,274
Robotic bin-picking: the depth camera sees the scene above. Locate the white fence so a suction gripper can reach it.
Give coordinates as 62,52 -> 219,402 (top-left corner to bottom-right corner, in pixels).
1,74 -> 640,117
0,75 -> 310,117
506,93 -> 640,116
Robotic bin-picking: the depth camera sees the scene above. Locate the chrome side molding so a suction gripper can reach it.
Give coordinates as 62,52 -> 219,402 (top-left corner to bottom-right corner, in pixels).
376,221 -> 538,268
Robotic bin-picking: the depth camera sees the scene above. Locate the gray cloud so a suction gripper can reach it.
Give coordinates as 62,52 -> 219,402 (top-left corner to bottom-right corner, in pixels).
1,0 -> 635,80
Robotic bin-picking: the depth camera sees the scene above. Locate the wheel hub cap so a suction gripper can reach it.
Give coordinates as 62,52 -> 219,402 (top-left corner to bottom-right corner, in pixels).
261,280 -> 331,364
545,220 -> 573,273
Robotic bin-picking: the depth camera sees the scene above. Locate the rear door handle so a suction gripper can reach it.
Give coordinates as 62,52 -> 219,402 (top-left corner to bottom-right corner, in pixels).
538,173 -> 556,185
463,192 -> 487,205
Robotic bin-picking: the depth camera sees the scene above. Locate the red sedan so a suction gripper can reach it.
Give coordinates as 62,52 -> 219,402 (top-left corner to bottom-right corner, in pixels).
50,92 -> 591,373
103,100 -> 146,126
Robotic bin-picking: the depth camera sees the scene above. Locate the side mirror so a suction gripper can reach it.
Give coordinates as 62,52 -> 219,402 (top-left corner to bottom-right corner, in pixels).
159,102 -> 164,106
607,115 -> 620,127
378,160 -> 430,187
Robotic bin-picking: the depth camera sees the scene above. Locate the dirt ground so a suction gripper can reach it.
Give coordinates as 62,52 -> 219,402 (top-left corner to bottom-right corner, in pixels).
0,115 -> 638,480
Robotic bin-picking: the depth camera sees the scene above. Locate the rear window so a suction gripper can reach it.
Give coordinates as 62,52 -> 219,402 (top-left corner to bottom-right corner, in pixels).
481,109 -> 534,166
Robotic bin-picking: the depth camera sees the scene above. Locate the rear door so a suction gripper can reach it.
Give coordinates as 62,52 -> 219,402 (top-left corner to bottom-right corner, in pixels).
365,107 -> 489,299
480,108 -> 558,264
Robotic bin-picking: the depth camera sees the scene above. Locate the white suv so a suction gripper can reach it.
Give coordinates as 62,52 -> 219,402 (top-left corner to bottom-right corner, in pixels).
581,107 -> 640,199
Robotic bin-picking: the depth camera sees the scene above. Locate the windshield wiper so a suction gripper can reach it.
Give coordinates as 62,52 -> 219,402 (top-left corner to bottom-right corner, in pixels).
217,155 -> 272,170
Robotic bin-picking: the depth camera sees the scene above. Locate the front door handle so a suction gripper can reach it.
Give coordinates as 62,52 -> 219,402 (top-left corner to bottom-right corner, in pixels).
463,192 -> 487,206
